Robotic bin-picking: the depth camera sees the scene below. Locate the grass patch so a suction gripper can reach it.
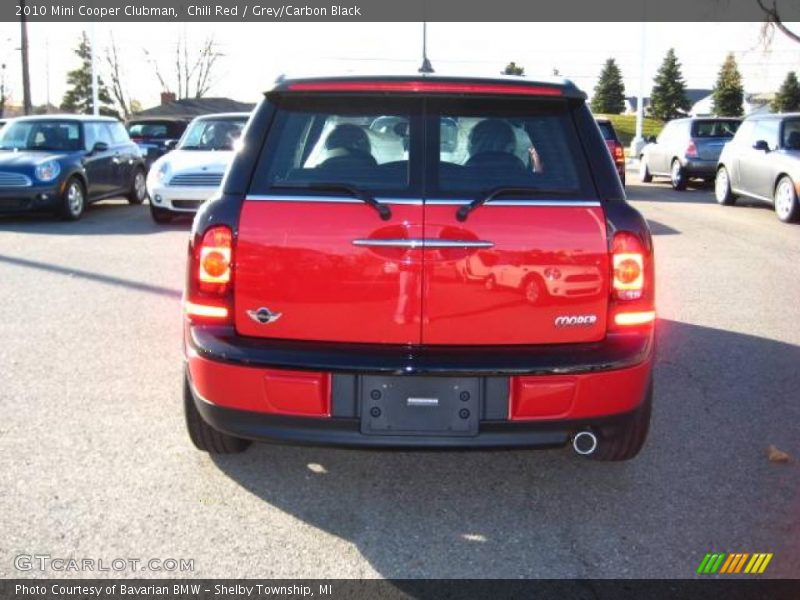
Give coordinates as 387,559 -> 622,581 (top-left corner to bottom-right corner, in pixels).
597,114 -> 664,148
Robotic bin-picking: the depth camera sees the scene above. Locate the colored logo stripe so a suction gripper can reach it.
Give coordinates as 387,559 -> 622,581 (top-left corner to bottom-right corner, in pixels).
698,552 -> 773,574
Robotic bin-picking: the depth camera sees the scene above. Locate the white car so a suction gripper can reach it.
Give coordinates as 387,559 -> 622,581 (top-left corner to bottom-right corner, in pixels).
146,112 -> 250,223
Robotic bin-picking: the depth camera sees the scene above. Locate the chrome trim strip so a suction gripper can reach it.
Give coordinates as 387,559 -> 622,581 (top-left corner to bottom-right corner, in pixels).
352,238 -> 494,249
246,195 -> 421,205
424,199 -> 602,207
246,195 -> 600,208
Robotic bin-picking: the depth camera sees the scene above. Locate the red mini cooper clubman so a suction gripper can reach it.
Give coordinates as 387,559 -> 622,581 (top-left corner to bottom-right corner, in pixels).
183,75 -> 655,461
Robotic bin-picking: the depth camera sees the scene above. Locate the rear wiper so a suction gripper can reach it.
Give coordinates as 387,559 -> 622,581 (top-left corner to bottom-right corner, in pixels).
456,186 -> 571,221
273,182 -> 391,221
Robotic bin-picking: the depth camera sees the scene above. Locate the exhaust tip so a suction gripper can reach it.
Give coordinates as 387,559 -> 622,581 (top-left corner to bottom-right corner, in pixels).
572,430 -> 598,456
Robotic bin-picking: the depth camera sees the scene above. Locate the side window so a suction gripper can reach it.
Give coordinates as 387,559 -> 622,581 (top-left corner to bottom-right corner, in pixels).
84,123 -> 97,150
753,120 -> 779,151
86,123 -> 113,147
98,124 -> 115,146
782,119 -> 800,149
110,122 -> 130,145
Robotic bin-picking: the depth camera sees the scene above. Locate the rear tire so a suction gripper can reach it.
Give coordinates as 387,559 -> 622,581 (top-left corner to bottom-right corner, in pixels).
774,176 -> 799,223
638,156 -> 652,183
127,167 -> 147,205
714,166 -> 736,206
589,380 -> 652,462
184,376 -> 251,454
149,201 -> 174,224
670,159 -> 687,191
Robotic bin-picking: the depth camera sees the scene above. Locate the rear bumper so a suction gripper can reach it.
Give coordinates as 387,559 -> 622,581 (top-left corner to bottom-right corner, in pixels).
185,325 -> 654,448
681,158 -> 718,178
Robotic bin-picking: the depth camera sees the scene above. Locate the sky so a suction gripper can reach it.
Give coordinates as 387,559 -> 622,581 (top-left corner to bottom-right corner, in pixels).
0,22 -> 798,111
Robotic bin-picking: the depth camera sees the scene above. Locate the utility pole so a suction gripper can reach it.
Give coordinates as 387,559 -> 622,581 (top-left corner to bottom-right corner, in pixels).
19,0 -> 31,115
90,22 -> 98,115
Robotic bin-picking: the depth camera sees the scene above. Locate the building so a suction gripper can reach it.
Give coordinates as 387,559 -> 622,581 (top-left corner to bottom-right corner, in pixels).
132,93 -> 255,120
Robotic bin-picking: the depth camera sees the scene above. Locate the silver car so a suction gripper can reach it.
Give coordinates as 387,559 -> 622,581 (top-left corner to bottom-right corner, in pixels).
715,113 -> 800,223
639,117 -> 741,190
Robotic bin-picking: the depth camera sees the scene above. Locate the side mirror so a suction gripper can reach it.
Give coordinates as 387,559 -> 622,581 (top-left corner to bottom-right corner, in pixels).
164,139 -> 178,151
90,141 -> 109,154
753,140 -> 770,152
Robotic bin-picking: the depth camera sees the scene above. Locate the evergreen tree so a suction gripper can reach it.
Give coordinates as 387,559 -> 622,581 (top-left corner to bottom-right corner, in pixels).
771,71 -> 800,113
712,53 -> 744,117
650,49 -> 690,121
591,58 -> 626,114
61,32 -> 117,117
503,61 -> 525,76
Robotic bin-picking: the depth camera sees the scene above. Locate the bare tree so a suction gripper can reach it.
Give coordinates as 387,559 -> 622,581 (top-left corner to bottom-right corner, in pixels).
144,33 -> 221,99
757,0 -> 800,46
105,33 -> 134,118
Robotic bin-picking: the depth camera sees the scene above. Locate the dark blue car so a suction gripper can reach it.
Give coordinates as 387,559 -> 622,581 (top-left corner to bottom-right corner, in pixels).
0,115 -> 147,220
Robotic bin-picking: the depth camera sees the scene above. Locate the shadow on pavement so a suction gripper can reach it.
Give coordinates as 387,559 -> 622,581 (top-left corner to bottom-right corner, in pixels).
210,320 -> 800,580
0,200 -> 192,235
647,220 -> 681,236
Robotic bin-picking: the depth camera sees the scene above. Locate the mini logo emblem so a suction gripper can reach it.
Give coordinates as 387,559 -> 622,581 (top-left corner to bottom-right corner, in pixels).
554,314 -> 597,327
247,307 -> 282,324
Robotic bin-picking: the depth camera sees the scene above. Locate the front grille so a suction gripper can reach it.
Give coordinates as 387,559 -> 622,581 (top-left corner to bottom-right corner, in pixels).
0,172 -> 33,187
169,172 -> 223,187
172,200 -> 203,210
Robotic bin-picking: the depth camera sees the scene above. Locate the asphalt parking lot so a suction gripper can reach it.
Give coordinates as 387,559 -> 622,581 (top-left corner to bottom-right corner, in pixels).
1,174 -> 798,580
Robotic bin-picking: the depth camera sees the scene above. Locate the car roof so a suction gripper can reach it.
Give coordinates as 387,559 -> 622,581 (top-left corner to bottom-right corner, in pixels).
192,112 -> 251,120
268,72 -> 586,99
745,112 -> 800,121
8,114 -> 119,123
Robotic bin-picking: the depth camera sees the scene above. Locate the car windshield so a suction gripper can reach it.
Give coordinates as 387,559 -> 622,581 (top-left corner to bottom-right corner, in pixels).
0,120 -> 83,151
692,120 -> 740,138
179,118 -> 246,150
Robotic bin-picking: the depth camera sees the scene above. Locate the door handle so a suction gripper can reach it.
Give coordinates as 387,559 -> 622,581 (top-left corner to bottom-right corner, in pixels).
352,238 -> 494,248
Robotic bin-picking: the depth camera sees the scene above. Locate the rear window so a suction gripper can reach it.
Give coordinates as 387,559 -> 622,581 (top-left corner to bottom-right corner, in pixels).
691,120 -> 740,138
250,94 -> 595,199
127,121 -> 186,139
596,121 -> 617,141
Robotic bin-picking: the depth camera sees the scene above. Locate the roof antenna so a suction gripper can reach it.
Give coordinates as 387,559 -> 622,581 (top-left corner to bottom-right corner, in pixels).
418,22 -> 434,74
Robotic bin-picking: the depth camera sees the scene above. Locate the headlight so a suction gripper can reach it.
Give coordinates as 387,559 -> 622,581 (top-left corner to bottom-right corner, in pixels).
35,160 -> 61,182
155,162 -> 170,183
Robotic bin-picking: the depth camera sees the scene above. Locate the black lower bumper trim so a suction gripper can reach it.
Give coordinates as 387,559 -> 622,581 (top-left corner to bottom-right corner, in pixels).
188,326 -> 653,376
190,382 -> 638,450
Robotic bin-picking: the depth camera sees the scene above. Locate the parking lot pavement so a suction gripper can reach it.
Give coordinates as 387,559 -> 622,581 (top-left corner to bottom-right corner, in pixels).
0,187 -> 798,580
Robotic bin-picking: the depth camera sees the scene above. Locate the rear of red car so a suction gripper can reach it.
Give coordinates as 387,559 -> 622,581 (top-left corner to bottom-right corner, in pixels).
183,76 -> 655,460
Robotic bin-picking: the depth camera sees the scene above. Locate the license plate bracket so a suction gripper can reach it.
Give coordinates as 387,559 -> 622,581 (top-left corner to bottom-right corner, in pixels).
360,376 -> 480,437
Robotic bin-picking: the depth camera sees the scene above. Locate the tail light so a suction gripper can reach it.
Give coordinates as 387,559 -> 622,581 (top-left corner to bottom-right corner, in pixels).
185,225 -> 234,324
609,231 -> 655,330
685,140 -> 698,159
613,141 -> 625,163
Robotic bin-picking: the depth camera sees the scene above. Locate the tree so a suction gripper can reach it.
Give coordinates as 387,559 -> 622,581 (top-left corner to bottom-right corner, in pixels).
712,53 -> 744,117
650,49 -> 690,121
503,61 -> 525,76
591,58 -> 626,114
144,34 -> 221,99
61,32 -> 116,116
771,71 -> 800,112
105,33 -> 137,118
757,0 -> 800,46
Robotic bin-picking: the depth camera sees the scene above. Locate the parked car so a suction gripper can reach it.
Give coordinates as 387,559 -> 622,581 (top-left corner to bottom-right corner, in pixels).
715,113 -> 800,223
0,119 -> 7,130
0,115 -> 146,220
639,117 -> 741,190
146,112 -> 249,223
126,117 -> 190,169
595,117 -> 626,185
182,74 -> 655,461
